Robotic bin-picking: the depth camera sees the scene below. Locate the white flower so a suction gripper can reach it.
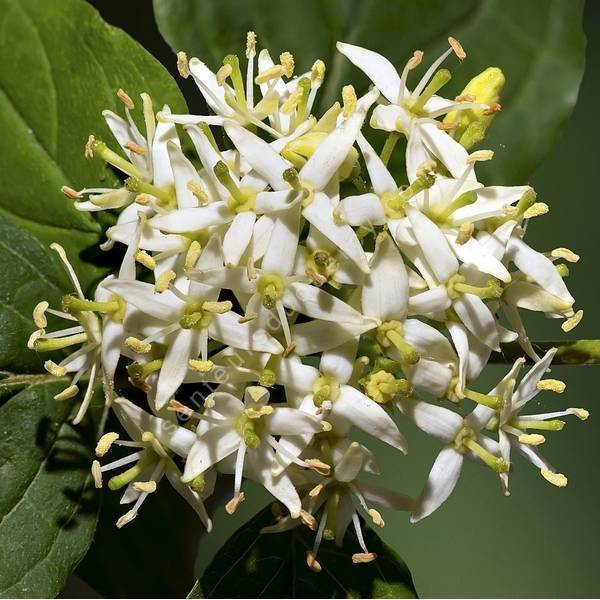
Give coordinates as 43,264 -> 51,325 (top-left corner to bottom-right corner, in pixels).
180,385 -> 327,517
468,349 -> 589,494
92,397 -> 213,529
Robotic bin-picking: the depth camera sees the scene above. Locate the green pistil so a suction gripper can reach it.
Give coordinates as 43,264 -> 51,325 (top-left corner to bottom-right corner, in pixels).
312,375 -> 340,407
385,329 -> 420,365
213,160 -> 252,210
556,264 -> 570,278
223,54 -> 246,104
323,488 -> 341,541
281,147 -> 306,169
258,368 -> 276,387
62,294 -> 119,315
399,173 -> 436,203
450,275 -> 503,300
282,167 -> 302,191
434,190 -> 477,223
257,274 -> 285,310
34,332 -> 88,352
127,359 -> 163,382
410,69 -> 452,114
515,189 -> 537,216
236,415 -> 261,448
108,451 -> 156,490
464,388 -> 503,410
296,78 -> 311,121
463,437 -> 509,473
92,139 -> 144,179
458,121 -> 486,150
380,132 -> 400,167
512,419 -> 565,432
179,301 -> 212,330
189,473 -> 206,494
198,123 -> 219,151
125,176 -> 174,206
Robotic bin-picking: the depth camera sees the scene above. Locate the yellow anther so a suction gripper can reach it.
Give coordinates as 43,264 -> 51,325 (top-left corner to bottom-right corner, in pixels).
126,336 -> 152,354
225,492 -> 245,515
27,329 -> 45,350
467,150 -> 494,164
33,301 -> 49,328
135,250 -> 156,270
437,121 -> 460,131
54,385 -> 79,401
568,408 -> 589,421
135,193 -> 151,205
416,158 -> 437,177
541,469 -> 568,488
518,433 -> 546,446
238,313 -> 257,324
245,405 -> 274,419
216,63 -> 233,86
91,460 -> 103,488
407,50 -> 424,70
132,480 -> 157,493
184,240 -> 203,270
299,510 -> 317,531
202,300 -> 232,314
123,141 -> 147,155
448,36 -> 466,59
117,88 -> 134,109
177,51 -> 189,78
280,88 -> 303,114
96,432 -> 120,456
188,359 -> 214,373
187,180 -> 208,203
44,360 -> 67,377
116,510 -> 138,528
305,458 -> 331,476
246,31 -> 257,58
457,222 -> 474,245
255,65 -> 284,84
155,269 -> 176,293
537,379 -> 566,393
562,309 -> 583,332
368,508 -> 385,528
551,247 -> 579,263
352,552 -> 377,564
483,102 -> 502,115
306,551 -> 322,573
456,93 -> 476,103
321,421 -> 332,432
84,134 -> 95,159
60,185 -> 82,199
342,85 -> 357,117
309,483 -> 324,498
279,51 -> 295,77
523,202 -> 549,219
283,341 -> 297,358
311,59 -> 326,86
168,399 -> 195,417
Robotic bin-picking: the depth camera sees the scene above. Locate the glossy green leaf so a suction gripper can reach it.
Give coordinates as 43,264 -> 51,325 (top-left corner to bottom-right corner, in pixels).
0,381 -> 102,598
153,0 -> 585,183
0,0 -> 187,289
195,505 -> 417,599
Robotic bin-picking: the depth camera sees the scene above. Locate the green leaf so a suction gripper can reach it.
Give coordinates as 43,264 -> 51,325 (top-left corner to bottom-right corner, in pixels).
153,0 -> 585,183
195,505 -> 417,599
0,0 -> 187,290
0,381 -> 102,598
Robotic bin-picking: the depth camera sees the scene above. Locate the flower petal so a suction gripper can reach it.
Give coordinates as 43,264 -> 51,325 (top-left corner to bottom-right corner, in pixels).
155,328 -> 194,409
396,396 -> 462,442
182,427 -> 239,482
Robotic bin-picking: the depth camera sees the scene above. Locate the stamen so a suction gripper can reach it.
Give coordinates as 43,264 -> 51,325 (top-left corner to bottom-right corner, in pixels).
91,460 -> 102,488
448,36 -> 466,59
352,552 -> 378,564
44,360 -> 67,377
568,408 -> 589,420
135,250 -> 156,270
187,180 -> 208,204
54,385 -> 79,401
202,300 -> 232,314
541,469 -> 567,488
238,313 -> 257,324
177,51 -> 189,78
125,336 -> 152,354
342,85 -> 357,117
168,399 -> 195,418
467,150 -> 494,164
537,379 -> 566,393
155,270 -> 176,293
61,185 -> 82,199
523,202 -> 549,219
280,51 -> 295,77
226,492 -> 245,514
306,551 -> 322,573
117,88 -> 135,109
562,309 -> 583,332
483,102 -> 502,115
368,508 -> 385,528
305,458 -> 331,476
518,433 -> 545,446
189,359 -> 214,373
123,141 -> 147,155
457,222 -> 474,245
184,241 -> 203,271
84,134 -> 95,159
96,432 -> 119,457
116,510 -> 138,528
216,63 -> 233,86
551,247 -> 579,263
300,510 -> 318,531
309,484 -> 323,498
245,405 -> 274,419
311,59 -> 326,87
255,65 -> 284,84
246,31 -> 257,58
407,50 -> 424,70
132,480 -> 157,493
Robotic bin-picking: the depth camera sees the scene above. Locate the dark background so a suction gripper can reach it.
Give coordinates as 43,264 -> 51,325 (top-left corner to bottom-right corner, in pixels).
78,1 -> 600,597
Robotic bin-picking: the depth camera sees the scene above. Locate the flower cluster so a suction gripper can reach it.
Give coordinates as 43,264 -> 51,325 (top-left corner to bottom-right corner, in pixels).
29,33 -> 588,570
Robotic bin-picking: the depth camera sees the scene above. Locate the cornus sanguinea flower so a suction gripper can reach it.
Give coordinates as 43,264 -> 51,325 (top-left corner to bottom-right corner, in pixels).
29,32 -> 589,571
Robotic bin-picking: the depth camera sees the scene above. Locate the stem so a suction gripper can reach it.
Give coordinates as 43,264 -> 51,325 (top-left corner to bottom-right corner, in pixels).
491,340 -> 600,365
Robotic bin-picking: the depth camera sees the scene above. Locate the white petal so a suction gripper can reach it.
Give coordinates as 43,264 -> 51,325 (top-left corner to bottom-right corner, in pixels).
418,120 -> 469,180
446,232 -> 511,283
188,58 -> 230,116
155,328 -> 194,409
291,320 -> 371,355
263,407 -> 322,436
334,442 -> 365,482
513,348 -> 556,411
336,42 -> 401,102
182,428 -> 239,482
223,211 -> 256,267
336,193 -> 386,227
396,396 -> 462,442
164,461 -> 212,530
408,286 -> 451,315
355,481 -> 414,511
255,190 -> 300,213
333,386 -> 407,453
320,337 -> 359,384
167,140 -> 202,209
186,126 -> 229,200
362,233 -> 409,320
261,204 -> 301,276
149,202 -> 232,233
209,312 -> 284,354
411,447 -> 463,522
453,294 -> 500,351
356,133 -> 397,194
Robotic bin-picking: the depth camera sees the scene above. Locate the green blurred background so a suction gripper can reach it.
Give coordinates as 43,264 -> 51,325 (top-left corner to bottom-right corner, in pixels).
85,1 -> 600,597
